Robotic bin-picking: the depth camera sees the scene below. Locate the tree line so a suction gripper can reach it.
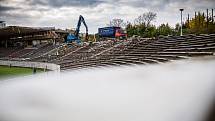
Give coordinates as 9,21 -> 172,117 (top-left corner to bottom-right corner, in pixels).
109,11 -> 215,38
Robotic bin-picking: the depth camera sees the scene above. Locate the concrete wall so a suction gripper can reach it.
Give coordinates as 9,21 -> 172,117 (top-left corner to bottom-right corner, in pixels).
0,60 -> 60,71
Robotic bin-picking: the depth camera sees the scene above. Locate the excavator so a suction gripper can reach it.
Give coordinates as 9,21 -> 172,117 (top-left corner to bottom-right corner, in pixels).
66,15 -> 88,44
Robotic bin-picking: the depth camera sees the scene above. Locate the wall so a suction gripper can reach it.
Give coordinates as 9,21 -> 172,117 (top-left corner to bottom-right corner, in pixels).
0,60 -> 60,71
0,22 -> 6,28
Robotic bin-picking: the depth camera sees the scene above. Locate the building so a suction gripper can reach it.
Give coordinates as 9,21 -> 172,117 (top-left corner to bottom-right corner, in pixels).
0,26 -> 61,48
0,21 -> 6,28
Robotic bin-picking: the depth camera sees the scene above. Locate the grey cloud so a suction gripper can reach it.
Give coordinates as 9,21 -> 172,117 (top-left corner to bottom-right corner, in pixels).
118,0 -> 170,8
0,4 -> 20,18
118,0 -> 214,11
0,0 -> 214,32
0,12 -> 36,26
110,0 -> 175,13
0,5 -> 17,12
29,0 -> 104,8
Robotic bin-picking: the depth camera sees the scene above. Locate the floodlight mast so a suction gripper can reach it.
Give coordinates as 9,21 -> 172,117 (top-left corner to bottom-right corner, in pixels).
180,9 -> 184,36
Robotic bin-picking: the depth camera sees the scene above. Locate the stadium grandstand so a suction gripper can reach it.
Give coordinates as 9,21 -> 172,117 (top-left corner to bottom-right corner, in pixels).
1,26 -> 215,71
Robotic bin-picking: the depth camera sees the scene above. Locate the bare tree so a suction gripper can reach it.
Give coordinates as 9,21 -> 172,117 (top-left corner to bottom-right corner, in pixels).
108,19 -> 126,28
134,12 -> 157,26
145,12 -> 157,26
134,15 -> 145,25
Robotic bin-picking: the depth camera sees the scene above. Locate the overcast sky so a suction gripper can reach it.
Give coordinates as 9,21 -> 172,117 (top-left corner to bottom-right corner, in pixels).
0,0 -> 215,33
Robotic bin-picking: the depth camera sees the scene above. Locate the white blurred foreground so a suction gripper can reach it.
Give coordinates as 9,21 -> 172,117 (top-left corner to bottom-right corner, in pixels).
0,57 -> 215,121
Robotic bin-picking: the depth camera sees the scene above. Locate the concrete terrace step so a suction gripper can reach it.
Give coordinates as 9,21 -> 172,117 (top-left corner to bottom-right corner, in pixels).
56,35 -> 215,70
61,57 -> 153,70
117,56 -> 169,63
112,57 -> 161,64
108,51 -> 214,56
60,58 -> 121,68
179,41 -> 215,45
113,58 -> 149,64
177,42 -> 215,47
110,54 -> 186,60
164,46 -> 215,52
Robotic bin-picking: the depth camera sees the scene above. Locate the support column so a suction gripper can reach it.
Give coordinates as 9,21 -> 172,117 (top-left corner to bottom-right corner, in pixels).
5,40 -> 8,48
207,9 -> 209,28
212,9 -> 214,23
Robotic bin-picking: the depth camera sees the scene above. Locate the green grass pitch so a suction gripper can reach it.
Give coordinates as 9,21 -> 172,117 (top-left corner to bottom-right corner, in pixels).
0,65 -> 44,79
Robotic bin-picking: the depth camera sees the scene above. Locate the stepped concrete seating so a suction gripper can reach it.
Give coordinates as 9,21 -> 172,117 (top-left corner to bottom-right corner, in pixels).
62,57 -> 150,70
35,45 -> 58,57
61,40 -> 136,68
61,45 -> 92,60
23,44 -> 56,59
77,56 -> 160,69
112,57 -> 163,64
106,54 -> 185,60
0,44 -> 60,61
61,61 -> 115,70
52,45 -> 88,63
0,47 -> 22,58
95,39 -> 158,58
61,57 -> 139,70
164,46 -> 215,52
30,45 -> 65,62
164,36 -> 215,52
60,39 -> 157,69
110,39 -> 154,55
8,48 -> 35,58
58,41 -> 118,66
113,35 -> 211,62
59,34 -> 215,70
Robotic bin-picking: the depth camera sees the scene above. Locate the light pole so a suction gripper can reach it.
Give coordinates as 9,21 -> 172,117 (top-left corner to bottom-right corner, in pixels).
180,9 -> 184,36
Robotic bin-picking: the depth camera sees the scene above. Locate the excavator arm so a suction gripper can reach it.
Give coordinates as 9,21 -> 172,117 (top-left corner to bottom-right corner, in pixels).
74,15 -> 88,41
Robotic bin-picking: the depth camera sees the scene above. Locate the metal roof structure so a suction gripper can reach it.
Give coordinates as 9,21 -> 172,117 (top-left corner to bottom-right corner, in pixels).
0,26 -> 55,39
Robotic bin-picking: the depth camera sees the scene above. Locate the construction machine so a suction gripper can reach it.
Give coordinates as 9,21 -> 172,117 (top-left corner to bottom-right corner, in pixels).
66,15 -> 88,44
98,27 -> 127,40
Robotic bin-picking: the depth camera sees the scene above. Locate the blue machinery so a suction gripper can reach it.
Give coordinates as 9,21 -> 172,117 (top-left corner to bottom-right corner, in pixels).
66,15 -> 88,44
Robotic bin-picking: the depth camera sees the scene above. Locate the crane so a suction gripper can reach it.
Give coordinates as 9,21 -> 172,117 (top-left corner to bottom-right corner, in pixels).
66,15 -> 88,44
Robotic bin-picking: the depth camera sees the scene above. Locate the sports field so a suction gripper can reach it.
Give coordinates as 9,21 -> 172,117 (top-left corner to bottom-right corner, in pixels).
0,66 -> 43,79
